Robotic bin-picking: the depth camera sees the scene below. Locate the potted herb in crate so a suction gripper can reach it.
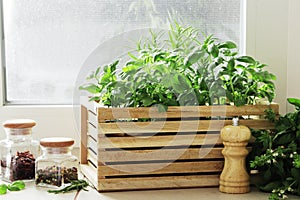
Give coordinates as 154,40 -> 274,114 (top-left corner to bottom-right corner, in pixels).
78,22 -> 278,191
80,22 -> 276,108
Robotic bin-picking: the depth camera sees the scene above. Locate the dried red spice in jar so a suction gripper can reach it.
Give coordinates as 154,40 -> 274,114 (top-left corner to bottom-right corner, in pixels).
11,151 -> 35,181
0,119 -> 39,182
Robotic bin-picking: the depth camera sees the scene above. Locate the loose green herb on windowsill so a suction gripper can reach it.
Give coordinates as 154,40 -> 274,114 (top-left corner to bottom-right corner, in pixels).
0,180 -> 26,195
47,179 -> 89,194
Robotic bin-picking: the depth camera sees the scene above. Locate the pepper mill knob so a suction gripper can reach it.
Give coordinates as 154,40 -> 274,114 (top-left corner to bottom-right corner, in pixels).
219,117 -> 251,194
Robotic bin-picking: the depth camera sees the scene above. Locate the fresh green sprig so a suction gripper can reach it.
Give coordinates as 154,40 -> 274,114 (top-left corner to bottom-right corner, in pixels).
0,180 -> 26,195
47,179 -> 89,194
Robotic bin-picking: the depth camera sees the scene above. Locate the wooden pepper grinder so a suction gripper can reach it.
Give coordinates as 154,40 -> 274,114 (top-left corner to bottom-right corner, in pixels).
219,117 -> 251,194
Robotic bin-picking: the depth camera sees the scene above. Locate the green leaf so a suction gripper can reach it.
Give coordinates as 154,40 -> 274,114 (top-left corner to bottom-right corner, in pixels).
0,184 -> 7,195
177,75 -> 191,90
218,41 -> 237,49
269,193 -> 280,200
260,181 -> 282,192
275,133 -> 294,145
297,130 -> 300,139
95,66 -> 101,76
237,56 -> 256,64
11,181 -> 25,190
263,167 -> 272,181
128,52 -> 139,61
227,58 -> 235,72
208,44 -> 219,58
7,185 -> 21,191
79,83 -> 100,94
275,160 -> 285,177
157,104 -> 168,112
153,52 -> 166,62
0,181 -> 25,195
287,98 -> 300,108
110,60 -> 119,71
184,48 -> 204,67
291,168 -> 300,180
141,97 -> 154,107
89,96 -> 100,102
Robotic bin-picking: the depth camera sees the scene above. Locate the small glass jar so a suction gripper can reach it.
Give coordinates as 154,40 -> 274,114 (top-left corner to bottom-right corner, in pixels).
35,137 -> 78,188
0,119 -> 39,182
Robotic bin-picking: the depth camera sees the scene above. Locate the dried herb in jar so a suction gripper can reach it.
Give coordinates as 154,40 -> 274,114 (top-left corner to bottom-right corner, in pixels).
35,166 -> 78,187
10,151 -> 35,181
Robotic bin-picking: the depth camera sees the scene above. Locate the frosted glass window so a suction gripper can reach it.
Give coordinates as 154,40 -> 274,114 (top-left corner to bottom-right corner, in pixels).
2,0 -> 241,104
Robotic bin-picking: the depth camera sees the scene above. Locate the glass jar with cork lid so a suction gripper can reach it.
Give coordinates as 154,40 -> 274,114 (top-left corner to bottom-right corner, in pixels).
35,137 -> 78,188
0,119 -> 39,182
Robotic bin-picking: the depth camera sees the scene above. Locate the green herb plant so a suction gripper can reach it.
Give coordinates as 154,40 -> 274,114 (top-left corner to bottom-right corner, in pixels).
80,22 -> 276,109
0,180 -> 26,195
249,98 -> 300,200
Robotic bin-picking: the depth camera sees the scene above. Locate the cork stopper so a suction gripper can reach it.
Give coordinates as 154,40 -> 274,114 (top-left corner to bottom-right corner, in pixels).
3,119 -> 36,129
40,137 -> 74,148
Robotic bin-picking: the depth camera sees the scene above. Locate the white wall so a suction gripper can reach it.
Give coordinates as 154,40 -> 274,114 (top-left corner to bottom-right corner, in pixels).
287,0 -> 300,112
247,0 -> 300,114
246,0 -> 289,114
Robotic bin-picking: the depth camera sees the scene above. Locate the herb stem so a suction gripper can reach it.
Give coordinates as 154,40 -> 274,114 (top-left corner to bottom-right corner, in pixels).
47,179 -> 89,194
229,77 -> 235,95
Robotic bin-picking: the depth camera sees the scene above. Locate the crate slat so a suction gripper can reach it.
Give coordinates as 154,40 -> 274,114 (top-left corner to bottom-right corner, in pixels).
81,164 -> 98,187
98,161 -> 224,176
97,104 -> 279,121
98,147 -> 223,162
98,134 -> 222,149
98,119 -> 274,134
87,136 -> 98,154
87,149 -> 98,168
88,110 -> 99,126
87,123 -> 98,140
98,174 -> 220,191
80,105 -> 88,164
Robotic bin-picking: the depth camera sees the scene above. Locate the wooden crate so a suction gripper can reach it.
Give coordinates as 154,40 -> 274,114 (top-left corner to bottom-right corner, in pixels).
80,97 -> 279,191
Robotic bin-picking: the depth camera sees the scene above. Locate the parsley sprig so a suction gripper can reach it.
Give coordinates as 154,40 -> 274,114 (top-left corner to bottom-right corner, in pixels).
0,180 -> 26,195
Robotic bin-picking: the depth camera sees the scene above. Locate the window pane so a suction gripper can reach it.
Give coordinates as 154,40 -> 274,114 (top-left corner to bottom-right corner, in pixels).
3,0 -> 241,104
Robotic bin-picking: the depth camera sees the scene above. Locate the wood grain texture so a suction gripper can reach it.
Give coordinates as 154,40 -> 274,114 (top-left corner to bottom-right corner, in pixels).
80,105 -> 88,164
98,119 -> 275,135
98,134 -> 222,149
98,161 -> 224,176
97,147 -> 223,162
97,104 -> 279,121
97,175 -> 220,191
219,125 -> 251,194
2,119 -> 36,129
80,97 -> 279,192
